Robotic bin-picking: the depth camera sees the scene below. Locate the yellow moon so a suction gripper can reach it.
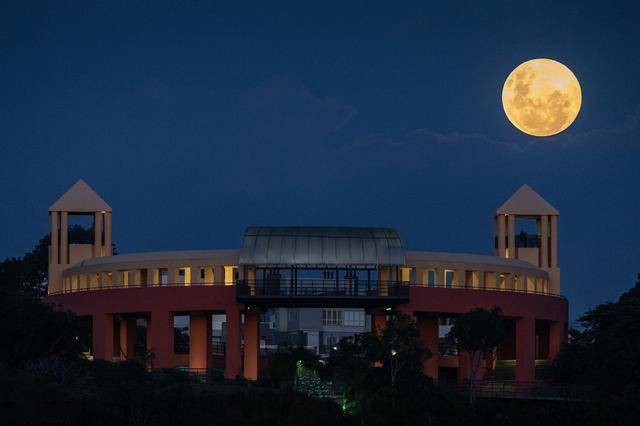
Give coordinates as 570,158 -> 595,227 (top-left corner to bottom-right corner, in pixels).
502,58 -> 581,137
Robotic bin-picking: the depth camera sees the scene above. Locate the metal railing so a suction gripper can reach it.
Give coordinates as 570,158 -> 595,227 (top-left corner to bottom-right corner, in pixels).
49,279 -> 563,299
408,282 -> 563,298
443,380 -> 592,401
236,279 -> 409,298
48,281 -> 230,296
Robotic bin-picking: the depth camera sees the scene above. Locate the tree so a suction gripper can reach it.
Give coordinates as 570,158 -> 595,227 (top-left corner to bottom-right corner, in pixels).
321,314 -> 438,425
446,307 -> 506,404
553,274 -> 640,415
0,225 -> 94,300
265,345 -> 319,390
0,234 -> 50,299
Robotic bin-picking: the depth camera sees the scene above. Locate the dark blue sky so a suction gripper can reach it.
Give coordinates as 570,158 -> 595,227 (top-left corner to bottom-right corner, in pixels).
1,1 -> 639,320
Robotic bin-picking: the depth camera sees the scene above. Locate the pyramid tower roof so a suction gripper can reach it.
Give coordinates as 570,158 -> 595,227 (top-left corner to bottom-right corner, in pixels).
49,180 -> 112,212
496,184 -> 558,216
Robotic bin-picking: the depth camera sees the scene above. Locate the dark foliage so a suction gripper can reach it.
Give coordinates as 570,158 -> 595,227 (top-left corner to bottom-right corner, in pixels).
320,314 -> 457,425
553,276 -> 640,423
263,344 -> 320,389
447,307 -> 507,403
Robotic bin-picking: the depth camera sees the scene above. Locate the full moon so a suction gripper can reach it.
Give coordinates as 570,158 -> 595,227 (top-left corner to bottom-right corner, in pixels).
502,58 -> 581,137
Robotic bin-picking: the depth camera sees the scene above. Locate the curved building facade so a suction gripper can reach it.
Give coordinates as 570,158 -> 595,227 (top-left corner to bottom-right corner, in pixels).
45,181 -> 568,383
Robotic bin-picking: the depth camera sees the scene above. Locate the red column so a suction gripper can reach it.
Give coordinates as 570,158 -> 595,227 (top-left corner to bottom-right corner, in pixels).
372,313 -> 386,335
515,317 -> 536,382
93,313 -> 114,361
148,310 -> 173,369
548,321 -> 563,361
189,313 -> 212,371
225,308 -> 242,380
417,316 -> 439,380
119,317 -> 137,360
243,311 -> 260,380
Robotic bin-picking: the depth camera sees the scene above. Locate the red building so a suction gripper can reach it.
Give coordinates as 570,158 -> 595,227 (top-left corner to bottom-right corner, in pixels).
45,180 -> 567,382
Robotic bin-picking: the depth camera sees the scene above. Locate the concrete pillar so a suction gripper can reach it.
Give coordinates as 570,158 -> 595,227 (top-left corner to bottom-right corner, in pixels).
93,313 -> 114,361
147,269 -> 156,286
50,212 -> 59,265
456,269 -> 466,288
417,316 -> 439,379
225,308 -> 242,380
148,311 -> 174,369
497,214 -> 506,258
244,311 -> 260,380
507,214 -> 516,259
166,267 -> 175,285
413,268 -> 424,285
214,266 -> 224,285
540,215 -> 549,268
548,321 -> 563,361
119,317 -> 137,360
60,211 -> 68,265
477,270 -> 486,289
189,313 -> 212,371
550,215 -> 558,268
110,269 -> 120,287
104,212 -> 112,255
94,211 -> 103,258
438,268 -> 446,288
515,317 -> 536,382
507,273 -> 516,290
191,266 -> 201,285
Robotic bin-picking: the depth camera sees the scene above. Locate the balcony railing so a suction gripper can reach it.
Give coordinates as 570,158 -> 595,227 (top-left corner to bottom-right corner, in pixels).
515,233 -> 542,248
48,279 -> 563,299
407,282 -> 563,298
235,279 -> 409,299
442,380 -> 592,401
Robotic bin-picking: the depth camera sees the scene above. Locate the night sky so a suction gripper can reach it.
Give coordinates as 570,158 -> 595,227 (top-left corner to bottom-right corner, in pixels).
2,2 -> 639,320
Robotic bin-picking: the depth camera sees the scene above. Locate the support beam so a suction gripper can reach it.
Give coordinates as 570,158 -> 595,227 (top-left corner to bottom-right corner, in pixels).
93,313 -> 114,361
148,311 -> 174,368
456,269 -> 466,288
515,317 -> 536,382
225,308 -> 242,380
477,270 -> 486,289
550,215 -> 558,268
417,316 -> 439,380
94,211 -> 103,258
60,212 -> 68,264
507,214 -> 516,258
104,212 -> 112,255
540,215 -> 549,268
497,215 -> 506,258
50,212 -> 59,265
189,313 -> 212,371
243,311 -> 260,380
214,266 -> 224,285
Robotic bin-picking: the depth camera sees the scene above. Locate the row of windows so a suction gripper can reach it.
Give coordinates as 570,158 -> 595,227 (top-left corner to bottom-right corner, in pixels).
322,309 -> 366,327
62,266 -> 238,291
